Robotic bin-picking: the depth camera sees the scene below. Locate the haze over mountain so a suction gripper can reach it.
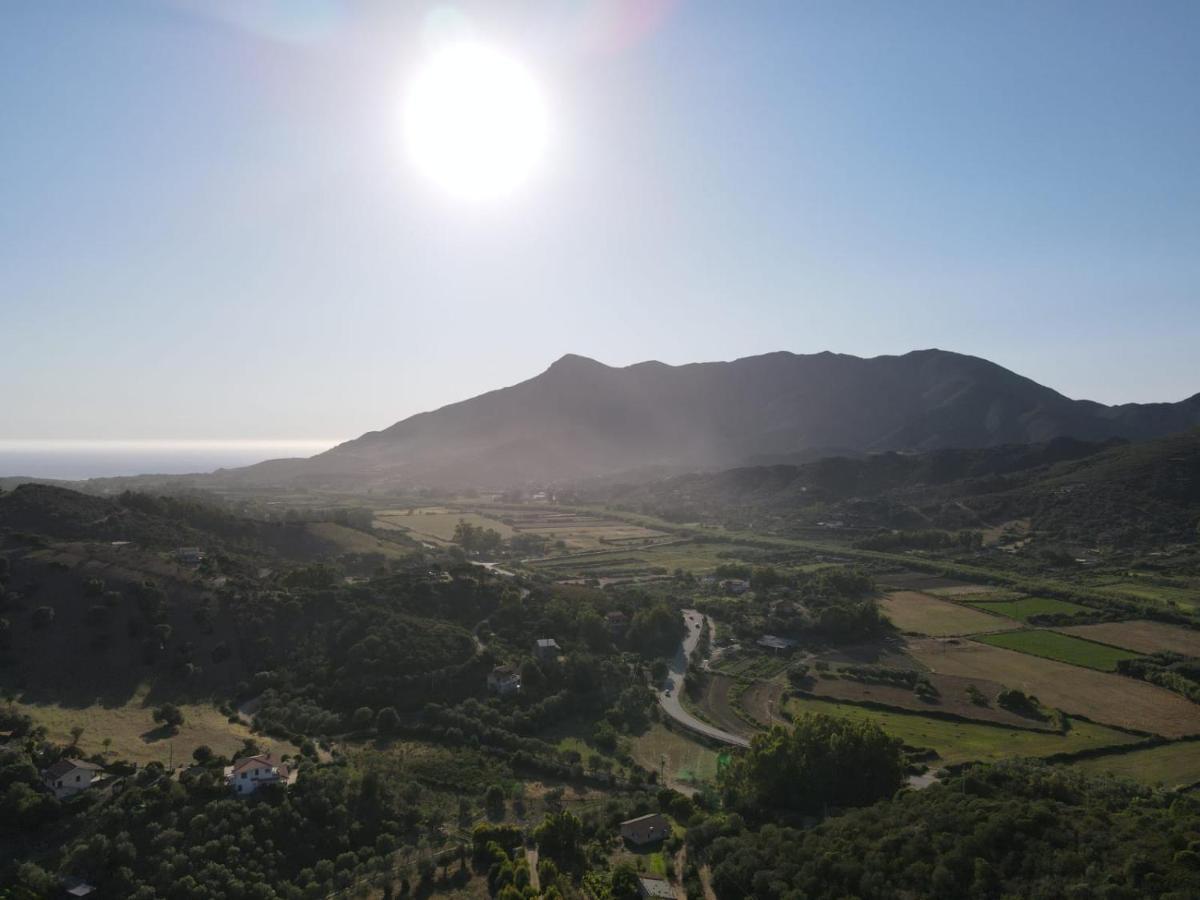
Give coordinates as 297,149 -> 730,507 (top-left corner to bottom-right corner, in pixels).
209,349 -> 1200,490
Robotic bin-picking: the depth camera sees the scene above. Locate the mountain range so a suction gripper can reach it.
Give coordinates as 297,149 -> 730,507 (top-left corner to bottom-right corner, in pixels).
207,349 -> 1200,489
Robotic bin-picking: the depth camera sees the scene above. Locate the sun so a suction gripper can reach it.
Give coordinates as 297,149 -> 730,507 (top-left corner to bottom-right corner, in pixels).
403,40 -> 549,202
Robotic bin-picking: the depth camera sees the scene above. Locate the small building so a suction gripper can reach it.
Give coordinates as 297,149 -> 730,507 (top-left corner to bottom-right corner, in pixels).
62,877 -> 97,897
637,875 -> 675,899
223,753 -> 295,796
533,638 -> 561,661
174,547 -> 205,565
756,634 -> 798,654
620,813 -> 670,847
42,759 -> 104,799
605,611 -> 628,636
487,665 -> 522,696
720,579 -> 751,596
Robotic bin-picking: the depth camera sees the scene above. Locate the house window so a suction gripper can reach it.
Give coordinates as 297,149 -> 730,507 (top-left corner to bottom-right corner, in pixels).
76,775 -> 81,782
241,772 -> 247,779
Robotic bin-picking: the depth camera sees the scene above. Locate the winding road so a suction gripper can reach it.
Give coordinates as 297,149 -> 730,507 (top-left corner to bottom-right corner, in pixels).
657,610 -> 750,748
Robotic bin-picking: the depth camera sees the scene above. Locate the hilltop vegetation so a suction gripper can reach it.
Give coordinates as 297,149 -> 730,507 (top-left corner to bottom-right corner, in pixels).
693,761 -> 1200,899
594,428 -> 1200,549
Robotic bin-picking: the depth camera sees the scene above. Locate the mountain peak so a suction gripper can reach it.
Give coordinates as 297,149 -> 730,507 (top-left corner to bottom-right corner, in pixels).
545,353 -> 607,373
223,349 -> 1200,489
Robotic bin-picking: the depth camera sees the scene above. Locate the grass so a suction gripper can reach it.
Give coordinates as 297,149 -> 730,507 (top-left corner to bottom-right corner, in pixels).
974,629 -> 1141,672
1067,741 -> 1200,789
784,695 -> 1139,766
1055,620 -> 1200,657
373,511 -> 515,545
8,685 -> 279,765
529,539 -> 767,578
629,723 -> 720,788
965,596 -> 1091,622
307,521 -> 414,558
907,637 -> 1200,738
880,591 -> 1018,636
1091,579 -> 1200,610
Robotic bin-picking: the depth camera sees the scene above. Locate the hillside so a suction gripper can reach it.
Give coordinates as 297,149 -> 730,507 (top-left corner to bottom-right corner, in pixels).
213,349 -> 1200,489
595,429 -> 1200,547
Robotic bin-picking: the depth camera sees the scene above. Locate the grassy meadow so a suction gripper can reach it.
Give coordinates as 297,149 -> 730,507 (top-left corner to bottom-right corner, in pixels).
966,596 -> 1092,622
784,695 -> 1139,766
1066,741 -> 1200,789
974,629 -> 1140,672
9,685 -> 279,765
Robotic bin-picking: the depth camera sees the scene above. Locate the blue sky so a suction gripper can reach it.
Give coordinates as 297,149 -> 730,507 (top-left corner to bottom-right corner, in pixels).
3,0 -> 1198,442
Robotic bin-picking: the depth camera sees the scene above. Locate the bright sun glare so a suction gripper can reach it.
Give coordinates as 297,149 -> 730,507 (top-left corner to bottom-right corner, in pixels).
403,41 -> 549,202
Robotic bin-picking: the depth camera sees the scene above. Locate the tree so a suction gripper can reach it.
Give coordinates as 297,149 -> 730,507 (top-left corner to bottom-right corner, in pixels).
533,811 -> 582,866
627,603 -> 684,658
69,725 -> 85,748
31,606 -> 55,629
192,745 -> 213,764
376,706 -> 400,733
720,713 -> 903,816
152,703 -> 185,732
352,706 -> 374,730
610,863 -> 640,900
484,784 -> 506,819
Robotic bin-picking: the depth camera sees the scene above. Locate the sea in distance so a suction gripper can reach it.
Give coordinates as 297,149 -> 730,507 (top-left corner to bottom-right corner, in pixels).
0,440 -> 338,480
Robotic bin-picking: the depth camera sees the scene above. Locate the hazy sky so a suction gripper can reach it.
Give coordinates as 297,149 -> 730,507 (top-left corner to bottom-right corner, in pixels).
3,0 -> 1198,442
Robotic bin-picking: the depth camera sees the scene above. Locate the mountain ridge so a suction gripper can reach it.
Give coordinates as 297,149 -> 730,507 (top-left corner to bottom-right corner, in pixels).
207,348 -> 1200,489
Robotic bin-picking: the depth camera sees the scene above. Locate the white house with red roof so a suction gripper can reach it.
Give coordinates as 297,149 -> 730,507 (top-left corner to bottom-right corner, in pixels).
223,753 -> 297,795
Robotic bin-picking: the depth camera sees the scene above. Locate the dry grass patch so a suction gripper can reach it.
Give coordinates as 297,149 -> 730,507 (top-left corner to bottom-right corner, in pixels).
10,685 -> 285,765
881,591 -> 1018,636
908,637 -> 1200,738
804,671 -> 1060,731
1055,620 -> 1200,658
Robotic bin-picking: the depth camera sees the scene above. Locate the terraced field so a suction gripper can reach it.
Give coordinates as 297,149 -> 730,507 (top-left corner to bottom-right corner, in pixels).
372,511 -> 515,545
974,630 -> 1140,672
908,637 -> 1200,737
797,672 -> 1062,731
529,538 -> 767,581
783,696 -> 1139,766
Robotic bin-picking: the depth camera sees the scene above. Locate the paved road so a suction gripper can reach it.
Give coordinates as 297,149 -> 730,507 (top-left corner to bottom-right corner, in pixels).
656,610 -> 750,748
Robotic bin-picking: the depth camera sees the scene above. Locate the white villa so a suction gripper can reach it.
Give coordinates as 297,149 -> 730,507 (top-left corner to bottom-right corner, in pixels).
42,759 -> 104,799
223,753 -> 297,795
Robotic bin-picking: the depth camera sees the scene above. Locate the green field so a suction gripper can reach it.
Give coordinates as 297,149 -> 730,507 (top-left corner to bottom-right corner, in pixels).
1092,579 -> 1200,610
629,724 -> 720,788
373,511 -> 515,545
966,596 -> 1091,622
784,696 -> 1139,766
974,630 -> 1141,671
1067,741 -> 1200,789
530,538 -> 774,579
9,686 -> 285,766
